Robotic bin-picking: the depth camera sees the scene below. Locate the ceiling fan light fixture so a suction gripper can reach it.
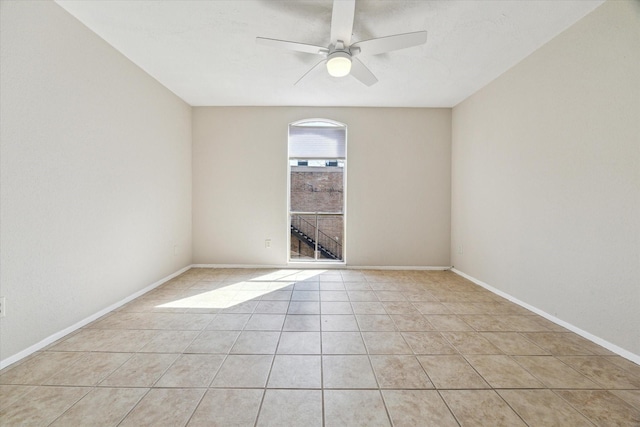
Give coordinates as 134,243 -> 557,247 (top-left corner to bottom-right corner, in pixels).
326,51 -> 352,77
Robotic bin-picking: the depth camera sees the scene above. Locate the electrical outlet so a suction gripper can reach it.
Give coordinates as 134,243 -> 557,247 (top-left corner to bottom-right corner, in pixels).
174,245 -> 179,256
456,244 -> 463,255
265,239 -> 271,249
0,296 -> 5,318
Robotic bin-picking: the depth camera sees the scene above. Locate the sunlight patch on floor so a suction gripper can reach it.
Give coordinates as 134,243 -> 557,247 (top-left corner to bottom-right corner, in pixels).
157,269 -> 326,309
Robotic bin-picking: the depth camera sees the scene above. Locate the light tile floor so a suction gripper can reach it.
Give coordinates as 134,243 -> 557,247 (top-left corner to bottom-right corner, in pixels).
1,268 -> 639,426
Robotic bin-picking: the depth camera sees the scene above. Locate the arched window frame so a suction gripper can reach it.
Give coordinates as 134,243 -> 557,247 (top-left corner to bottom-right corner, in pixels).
287,118 -> 347,264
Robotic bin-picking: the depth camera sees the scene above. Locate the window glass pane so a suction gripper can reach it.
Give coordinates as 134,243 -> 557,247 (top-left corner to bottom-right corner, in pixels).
290,159 -> 343,213
290,213 -> 343,261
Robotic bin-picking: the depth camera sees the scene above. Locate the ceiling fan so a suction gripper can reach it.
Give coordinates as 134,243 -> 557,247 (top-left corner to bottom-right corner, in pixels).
256,0 -> 427,86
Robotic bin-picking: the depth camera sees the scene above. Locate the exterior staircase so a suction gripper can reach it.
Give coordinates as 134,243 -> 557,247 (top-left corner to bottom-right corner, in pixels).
290,215 -> 342,260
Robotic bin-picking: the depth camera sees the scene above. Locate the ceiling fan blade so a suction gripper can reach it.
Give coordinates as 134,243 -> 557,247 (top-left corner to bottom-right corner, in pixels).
350,58 -> 378,86
330,0 -> 355,45
351,31 -> 427,56
294,59 -> 326,86
256,37 -> 328,55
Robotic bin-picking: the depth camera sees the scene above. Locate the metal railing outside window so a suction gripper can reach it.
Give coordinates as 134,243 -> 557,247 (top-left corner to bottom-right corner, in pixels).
290,212 -> 343,261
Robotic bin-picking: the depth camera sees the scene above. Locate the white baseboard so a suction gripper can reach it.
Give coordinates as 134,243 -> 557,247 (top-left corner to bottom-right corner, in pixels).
0,265 -> 192,370
192,264 -> 288,269
192,264 -> 453,271
351,266 -> 453,271
451,268 -> 640,365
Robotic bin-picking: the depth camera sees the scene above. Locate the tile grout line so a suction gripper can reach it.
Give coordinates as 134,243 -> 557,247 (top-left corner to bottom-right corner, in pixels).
111,386 -> 150,427
319,277 -> 326,427
359,277 -> 395,426
374,278 -> 405,427
252,277 -> 295,427
548,388 -> 600,426
435,389 -> 463,427
183,386 -> 210,426
44,385 -> 95,427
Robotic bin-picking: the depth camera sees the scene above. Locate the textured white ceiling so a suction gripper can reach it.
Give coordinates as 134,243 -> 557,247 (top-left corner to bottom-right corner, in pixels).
55,0 -> 604,107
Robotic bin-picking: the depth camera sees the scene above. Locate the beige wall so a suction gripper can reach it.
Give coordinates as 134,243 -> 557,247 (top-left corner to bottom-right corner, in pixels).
0,1 -> 192,361
451,0 -> 640,355
193,107 -> 451,267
